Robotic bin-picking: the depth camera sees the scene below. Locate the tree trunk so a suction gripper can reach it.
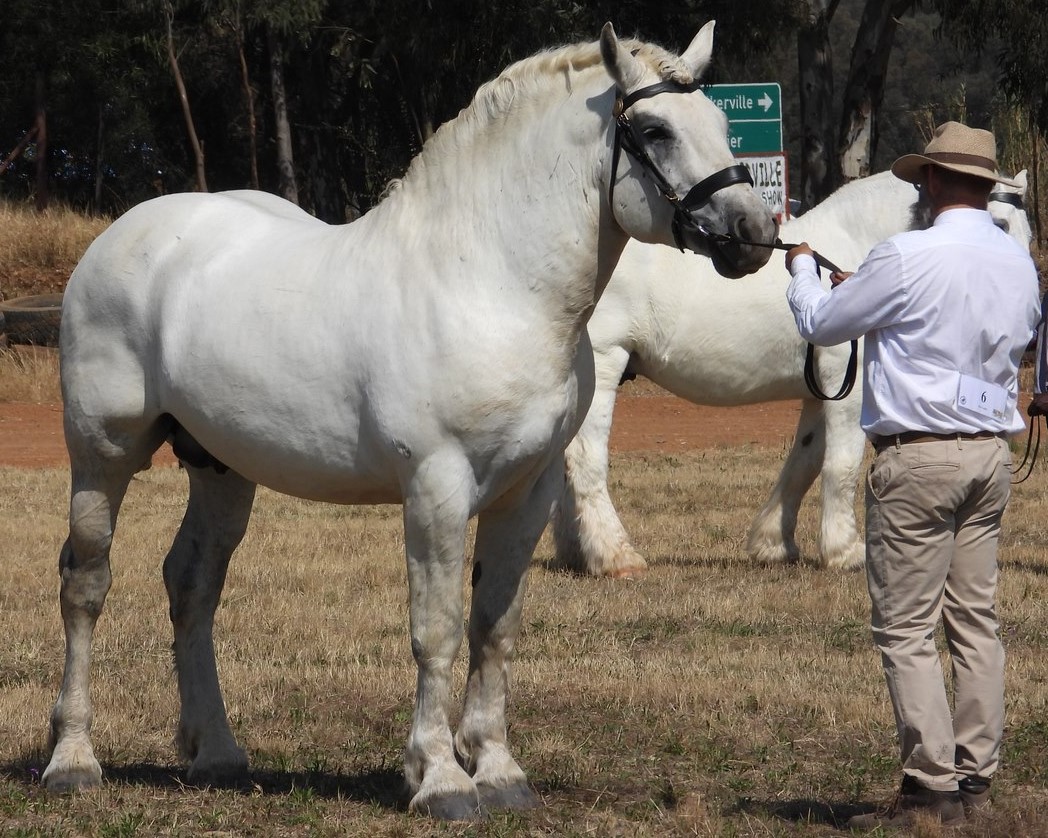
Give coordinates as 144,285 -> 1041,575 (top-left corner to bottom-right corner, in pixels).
797,0 -> 840,209
34,73 -> 49,212
166,2 -> 207,192
1031,122 -> 1043,247
837,0 -> 913,181
269,27 -> 299,205
94,103 -> 106,210
234,11 -> 259,190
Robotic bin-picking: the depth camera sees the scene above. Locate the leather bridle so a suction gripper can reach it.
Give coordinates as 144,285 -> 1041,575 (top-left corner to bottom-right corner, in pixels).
608,79 -> 754,253
608,79 -> 859,402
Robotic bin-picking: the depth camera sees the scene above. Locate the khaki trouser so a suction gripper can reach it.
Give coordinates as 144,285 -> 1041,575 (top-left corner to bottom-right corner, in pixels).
865,435 -> 1010,792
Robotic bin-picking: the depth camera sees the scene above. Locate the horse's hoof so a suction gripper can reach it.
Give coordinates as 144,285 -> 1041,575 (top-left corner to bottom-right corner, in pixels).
412,790 -> 486,821
478,780 -> 542,810
43,764 -> 103,793
609,565 -> 646,580
186,757 -> 249,789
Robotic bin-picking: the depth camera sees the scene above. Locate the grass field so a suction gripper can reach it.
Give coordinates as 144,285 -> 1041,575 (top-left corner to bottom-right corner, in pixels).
1,199 -> 1047,835
1,442 -> 1047,837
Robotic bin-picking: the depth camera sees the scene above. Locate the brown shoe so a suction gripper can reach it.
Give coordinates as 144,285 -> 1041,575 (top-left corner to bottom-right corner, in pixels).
847,775 -> 965,830
959,775 -> 991,814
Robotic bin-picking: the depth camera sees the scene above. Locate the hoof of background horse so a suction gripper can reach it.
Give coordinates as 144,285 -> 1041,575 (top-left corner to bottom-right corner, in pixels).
747,540 -> 800,565
411,789 -> 486,821
186,755 -> 250,789
42,762 -> 103,793
826,546 -> 865,572
608,565 -> 647,580
479,780 -> 542,810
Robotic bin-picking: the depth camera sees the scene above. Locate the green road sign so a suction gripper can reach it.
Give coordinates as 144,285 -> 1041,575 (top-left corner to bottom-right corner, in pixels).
703,83 -> 783,155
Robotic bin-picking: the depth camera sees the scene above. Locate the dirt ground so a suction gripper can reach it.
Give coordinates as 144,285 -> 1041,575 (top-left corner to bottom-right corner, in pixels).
0,378 -> 804,469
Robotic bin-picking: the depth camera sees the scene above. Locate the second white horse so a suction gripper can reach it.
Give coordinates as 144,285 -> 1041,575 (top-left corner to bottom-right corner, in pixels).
554,170 -> 1032,576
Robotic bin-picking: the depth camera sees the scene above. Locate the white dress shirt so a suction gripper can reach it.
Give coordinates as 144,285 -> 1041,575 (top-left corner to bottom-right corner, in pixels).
787,207 -> 1040,436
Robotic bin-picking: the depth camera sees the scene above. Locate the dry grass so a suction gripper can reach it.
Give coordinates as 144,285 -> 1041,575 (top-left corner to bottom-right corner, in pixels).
0,346 -> 61,403
2,445 -> 1048,837
0,201 -> 109,299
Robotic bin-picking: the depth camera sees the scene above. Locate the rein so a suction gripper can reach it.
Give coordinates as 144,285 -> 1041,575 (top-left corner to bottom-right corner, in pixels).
1011,416 -> 1040,483
709,233 -> 860,402
609,80 -> 754,253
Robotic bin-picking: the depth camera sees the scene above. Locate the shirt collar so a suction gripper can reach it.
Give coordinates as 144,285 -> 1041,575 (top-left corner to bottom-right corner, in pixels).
932,207 -> 993,226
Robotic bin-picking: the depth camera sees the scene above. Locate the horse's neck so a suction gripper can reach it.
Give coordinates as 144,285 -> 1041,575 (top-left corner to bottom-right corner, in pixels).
788,174 -> 918,259
366,76 -> 625,330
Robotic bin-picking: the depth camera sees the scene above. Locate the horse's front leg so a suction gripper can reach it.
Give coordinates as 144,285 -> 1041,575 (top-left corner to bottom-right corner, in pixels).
456,460 -> 562,811
553,345 -> 646,577
747,398 -> 824,564
163,465 -> 256,785
402,458 -> 478,819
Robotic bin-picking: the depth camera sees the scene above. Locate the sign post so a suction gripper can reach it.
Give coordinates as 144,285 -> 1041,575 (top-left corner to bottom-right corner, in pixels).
704,82 -> 788,217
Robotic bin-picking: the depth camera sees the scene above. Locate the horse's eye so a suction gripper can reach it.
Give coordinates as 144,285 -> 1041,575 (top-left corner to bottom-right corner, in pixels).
993,219 -> 1010,233
642,125 -> 671,143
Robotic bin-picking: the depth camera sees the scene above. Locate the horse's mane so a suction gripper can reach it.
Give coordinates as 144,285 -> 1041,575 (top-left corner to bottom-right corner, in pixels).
384,37 -> 694,195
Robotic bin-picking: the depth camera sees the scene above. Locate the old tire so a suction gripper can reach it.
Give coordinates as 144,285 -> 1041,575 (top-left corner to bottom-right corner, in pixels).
0,293 -> 63,346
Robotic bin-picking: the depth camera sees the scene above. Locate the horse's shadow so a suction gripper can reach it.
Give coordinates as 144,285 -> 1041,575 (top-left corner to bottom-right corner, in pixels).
1,756 -> 409,810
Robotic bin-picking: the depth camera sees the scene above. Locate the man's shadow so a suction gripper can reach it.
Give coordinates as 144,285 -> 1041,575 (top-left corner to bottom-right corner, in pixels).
736,796 -> 877,829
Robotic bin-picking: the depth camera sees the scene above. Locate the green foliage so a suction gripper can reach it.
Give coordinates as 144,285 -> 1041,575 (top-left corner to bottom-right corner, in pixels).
929,0 -> 1048,134
0,0 -> 1041,219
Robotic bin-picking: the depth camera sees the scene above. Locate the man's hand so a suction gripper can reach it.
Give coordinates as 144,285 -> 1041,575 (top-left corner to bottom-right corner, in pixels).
830,271 -> 853,288
785,243 -> 814,272
1028,393 -> 1048,417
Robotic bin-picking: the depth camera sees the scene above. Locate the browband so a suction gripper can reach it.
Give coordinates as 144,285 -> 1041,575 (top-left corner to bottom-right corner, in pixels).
616,78 -> 705,113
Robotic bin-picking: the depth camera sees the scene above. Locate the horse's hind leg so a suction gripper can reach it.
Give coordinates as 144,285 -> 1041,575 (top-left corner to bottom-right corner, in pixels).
163,463 -> 256,785
552,345 -> 646,578
747,398 -> 824,564
43,430 -> 164,791
817,395 -> 865,570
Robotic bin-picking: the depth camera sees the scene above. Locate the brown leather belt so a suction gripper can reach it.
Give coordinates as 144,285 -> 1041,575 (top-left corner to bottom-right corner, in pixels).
872,430 -> 1002,451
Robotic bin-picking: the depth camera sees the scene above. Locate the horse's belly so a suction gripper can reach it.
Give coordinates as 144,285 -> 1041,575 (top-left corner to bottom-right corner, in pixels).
638,349 -> 806,406
185,426 -> 403,504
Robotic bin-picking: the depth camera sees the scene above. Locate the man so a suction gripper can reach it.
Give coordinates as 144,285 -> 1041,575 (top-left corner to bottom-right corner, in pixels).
784,122 -> 1040,829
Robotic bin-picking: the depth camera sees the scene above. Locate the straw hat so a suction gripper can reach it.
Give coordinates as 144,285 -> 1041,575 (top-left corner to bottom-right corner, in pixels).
891,121 -> 1020,187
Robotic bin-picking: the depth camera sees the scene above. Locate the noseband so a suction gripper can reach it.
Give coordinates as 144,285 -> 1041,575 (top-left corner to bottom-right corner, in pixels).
608,79 -> 754,252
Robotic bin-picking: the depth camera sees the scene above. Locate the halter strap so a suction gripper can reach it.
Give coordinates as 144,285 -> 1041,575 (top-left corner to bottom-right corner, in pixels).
989,190 -> 1023,209
680,165 -> 756,212
608,79 -> 754,252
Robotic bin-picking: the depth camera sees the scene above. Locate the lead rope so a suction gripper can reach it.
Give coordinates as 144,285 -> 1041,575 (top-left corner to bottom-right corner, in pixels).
1010,417 -> 1040,483
724,236 -> 859,402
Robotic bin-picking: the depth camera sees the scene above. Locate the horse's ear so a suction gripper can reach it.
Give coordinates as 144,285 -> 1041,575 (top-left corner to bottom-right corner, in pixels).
600,22 -> 645,92
1014,169 -> 1028,196
681,20 -> 716,79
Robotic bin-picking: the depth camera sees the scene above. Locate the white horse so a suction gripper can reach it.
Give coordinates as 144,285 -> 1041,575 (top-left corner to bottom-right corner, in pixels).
553,169 -> 1032,577
42,24 -> 776,818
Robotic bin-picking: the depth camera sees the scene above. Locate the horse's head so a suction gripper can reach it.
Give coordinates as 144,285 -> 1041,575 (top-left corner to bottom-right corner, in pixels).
600,22 -> 778,279
989,170 -> 1033,251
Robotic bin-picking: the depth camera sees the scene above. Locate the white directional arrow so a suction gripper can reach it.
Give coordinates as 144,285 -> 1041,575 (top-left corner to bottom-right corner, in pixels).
757,93 -> 774,112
